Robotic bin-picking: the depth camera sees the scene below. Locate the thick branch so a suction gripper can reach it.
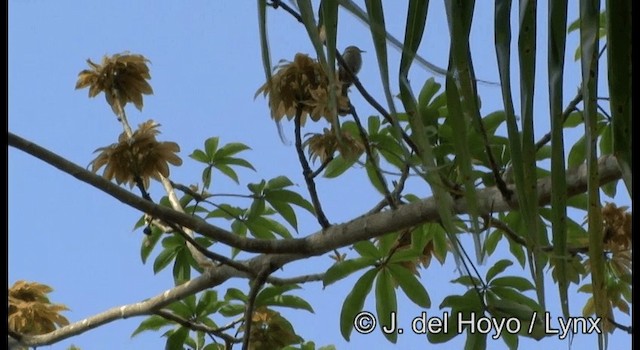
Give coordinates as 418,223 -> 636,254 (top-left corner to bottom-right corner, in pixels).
13,267 -> 235,346
9,147 -> 622,347
9,132 -> 622,257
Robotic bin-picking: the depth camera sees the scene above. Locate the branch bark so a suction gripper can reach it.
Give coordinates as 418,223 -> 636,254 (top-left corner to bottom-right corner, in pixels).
9,131 -> 623,347
9,132 -> 622,257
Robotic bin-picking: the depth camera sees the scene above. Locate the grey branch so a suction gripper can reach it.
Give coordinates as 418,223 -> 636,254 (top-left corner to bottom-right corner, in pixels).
9,132 -> 622,256
9,132 -> 623,347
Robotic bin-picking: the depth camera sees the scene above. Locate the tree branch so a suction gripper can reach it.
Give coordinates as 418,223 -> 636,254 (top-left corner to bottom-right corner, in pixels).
268,0 -> 420,156
12,267 -> 235,347
294,109 -> 331,229
267,273 -> 324,286
9,132 -> 622,257
9,141 -> 623,347
535,88 -> 583,151
350,104 -> 397,209
154,309 -> 241,345
241,269 -> 271,350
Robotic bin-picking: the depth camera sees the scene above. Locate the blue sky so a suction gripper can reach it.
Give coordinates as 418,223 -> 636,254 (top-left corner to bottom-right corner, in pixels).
8,1 -> 631,349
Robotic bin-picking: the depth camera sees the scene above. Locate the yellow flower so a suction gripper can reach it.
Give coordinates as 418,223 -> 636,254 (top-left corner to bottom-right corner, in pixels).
303,127 -> 364,163
90,120 -> 182,189
76,53 -> 153,115
256,53 -> 349,125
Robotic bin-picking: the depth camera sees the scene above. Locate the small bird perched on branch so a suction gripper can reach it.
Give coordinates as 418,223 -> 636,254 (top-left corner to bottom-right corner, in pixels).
338,45 -> 365,97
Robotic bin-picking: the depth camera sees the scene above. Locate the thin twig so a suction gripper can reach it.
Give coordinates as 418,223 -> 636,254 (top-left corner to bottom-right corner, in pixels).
535,89 -> 583,151
350,104 -> 396,209
294,108 -> 330,228
267,273 -> 325,285
482,214 -> 589,254
367,164 -> 411,215
241,269 -> 271,350
169,223 -> 254,274
310,157 -> 333,178
597,103 -> 612,121
475,115 -> 512,200
607,317 -> 632,334
154,310 -> 241,345
113,100 -> 213,268
268,0 -> 420,156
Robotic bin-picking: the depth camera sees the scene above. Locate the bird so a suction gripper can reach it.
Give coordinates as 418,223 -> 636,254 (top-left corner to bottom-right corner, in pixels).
338,45 -> 365,97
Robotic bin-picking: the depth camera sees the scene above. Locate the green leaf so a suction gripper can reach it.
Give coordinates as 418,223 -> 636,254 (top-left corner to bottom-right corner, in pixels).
483,229 -> 502,257
248,198 -> 266,218
425,312 -> 459,344
464,331 -> 487,350
387,247 -> 421,264
606,0 -> 632,195
388,264 -> 430,308
324,257 -> 376,287
266,175 -> 294,189
418,78 -> 442,119
353,240 -> 381,259
173,249 -> 192,285
375,267 -> 397,343
482,111 -> 507,134
485,259 -> 513,282
215,142 -> 251,158
367,115 -> 380,134
196,290 -> 220,317
140,228 -> 163,264
165,327 -> 189,350
203,343 -> 225,350
490,276 -> 535,291
219,304 -> 245,317
215,157 -> 256,170
490,286 -> 540,312
323,155 -> 357,178
257,285 -> 300,302
131,315 -> 171,337
563,111 -> 583,127
204,137 -> 219,158
245,219 -> 276,239
365,159 -> 386,195
153,246 -> 178,274
214,164 -> 239,184
261,295 -> 315,313
224,288 -> 248,302
166,299 -> 194,319
266,189 -> 315,215
189,149 -> 209,163
269,201 -> 298,231
202,166 -> 212,189
451,275 -> 482,288
339,268 -> 377,340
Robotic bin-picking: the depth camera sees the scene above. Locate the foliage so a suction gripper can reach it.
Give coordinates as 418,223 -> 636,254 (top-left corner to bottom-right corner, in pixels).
8,2 -> 631,350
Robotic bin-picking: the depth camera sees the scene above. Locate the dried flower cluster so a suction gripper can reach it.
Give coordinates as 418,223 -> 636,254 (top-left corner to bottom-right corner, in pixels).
256,53 -> 350,125
303,127 -> 364,163
75,53 -> 153,116
9,281 -> 69,335
602,202 -> 632,250
248,307 -> 302,350
90,120 -> 182,189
